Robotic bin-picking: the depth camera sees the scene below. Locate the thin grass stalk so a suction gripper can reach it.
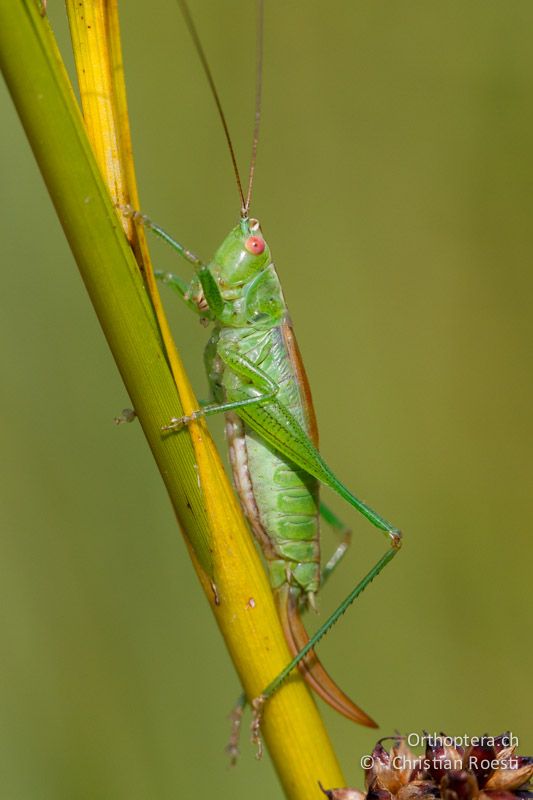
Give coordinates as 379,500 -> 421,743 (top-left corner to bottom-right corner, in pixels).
0,1 -> 347,795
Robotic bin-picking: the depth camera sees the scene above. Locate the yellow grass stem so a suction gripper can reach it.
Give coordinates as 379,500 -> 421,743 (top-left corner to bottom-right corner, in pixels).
0,1 -> 347,795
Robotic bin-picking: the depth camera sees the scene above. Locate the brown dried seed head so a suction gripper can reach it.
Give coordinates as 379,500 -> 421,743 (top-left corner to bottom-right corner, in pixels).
322,733 -> 532,800
392,739 -> 422,786
396,780 -> 440,800
485,757 -> 533,792
425,740 -> 464,784
318,783 -> 365,800
493,734 -> 514,755
440,770 -> 480,800
367,789 -> 394,800
368,742 -> 406,794
464,742 -> 497,788
479,792 -> 519,800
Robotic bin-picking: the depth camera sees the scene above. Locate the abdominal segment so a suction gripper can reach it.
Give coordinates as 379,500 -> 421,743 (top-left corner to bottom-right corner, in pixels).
226,411 -> 320,598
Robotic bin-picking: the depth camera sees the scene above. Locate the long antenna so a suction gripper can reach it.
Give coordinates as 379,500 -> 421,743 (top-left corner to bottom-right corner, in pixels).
243,0 -> 264,216
176,0 -> 246,213
177,0 -> 264,218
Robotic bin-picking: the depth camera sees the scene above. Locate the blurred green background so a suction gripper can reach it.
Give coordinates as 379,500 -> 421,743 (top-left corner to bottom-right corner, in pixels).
1,1 -> 532,798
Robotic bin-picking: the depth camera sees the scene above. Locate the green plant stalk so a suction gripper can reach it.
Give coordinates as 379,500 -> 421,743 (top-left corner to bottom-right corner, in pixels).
0,2 -> 349,796
0,1 -> 209,554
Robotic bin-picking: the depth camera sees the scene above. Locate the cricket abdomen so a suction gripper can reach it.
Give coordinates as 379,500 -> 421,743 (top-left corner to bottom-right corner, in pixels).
242,427 -> 320,595
223,322 -> 321,598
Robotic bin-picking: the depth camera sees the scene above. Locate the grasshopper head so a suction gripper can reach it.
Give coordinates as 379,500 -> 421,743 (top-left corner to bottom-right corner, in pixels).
212,218 -> 271,288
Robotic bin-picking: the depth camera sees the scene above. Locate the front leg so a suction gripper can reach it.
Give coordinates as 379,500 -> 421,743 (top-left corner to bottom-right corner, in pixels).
155,270 -> 206,317
124,208 -> 204,268
124,208 -> 226,320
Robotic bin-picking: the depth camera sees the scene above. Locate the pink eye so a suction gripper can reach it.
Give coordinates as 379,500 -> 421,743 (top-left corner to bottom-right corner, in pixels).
245,235 -> 265,255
